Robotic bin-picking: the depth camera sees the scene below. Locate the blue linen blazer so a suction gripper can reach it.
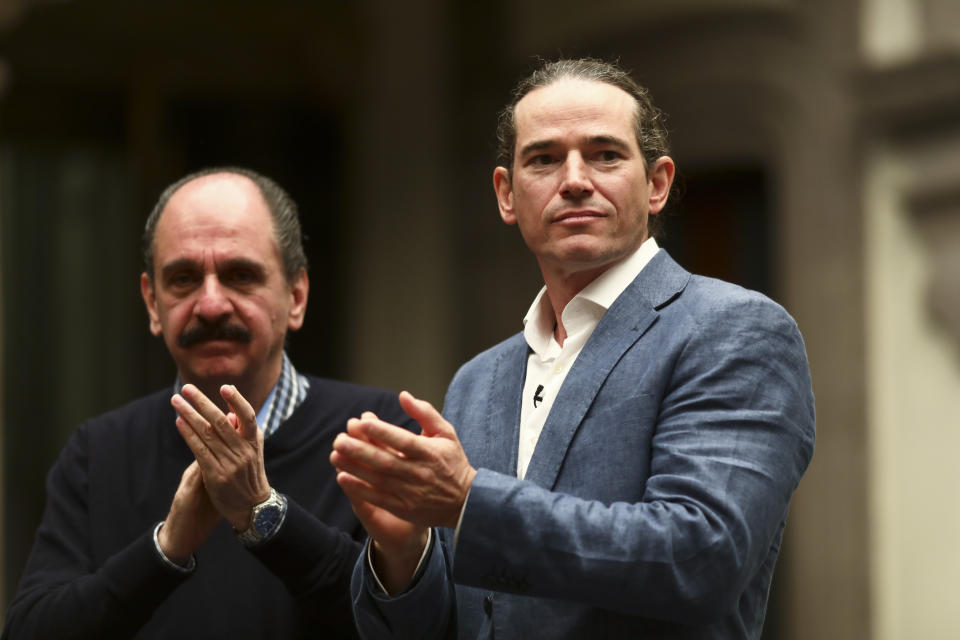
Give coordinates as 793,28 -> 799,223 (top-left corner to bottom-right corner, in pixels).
352,250 -> 816,639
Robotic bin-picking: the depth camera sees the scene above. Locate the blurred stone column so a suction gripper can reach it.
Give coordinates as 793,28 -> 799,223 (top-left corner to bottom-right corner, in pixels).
774,2 -> 869,636
859,11 -> 960,636
344,0 -> 456,404
909,178 -> 960,355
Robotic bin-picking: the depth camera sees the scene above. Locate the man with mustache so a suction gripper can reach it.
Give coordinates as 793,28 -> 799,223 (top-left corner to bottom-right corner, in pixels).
3,168 -> 411,639
333,58 -> 816,639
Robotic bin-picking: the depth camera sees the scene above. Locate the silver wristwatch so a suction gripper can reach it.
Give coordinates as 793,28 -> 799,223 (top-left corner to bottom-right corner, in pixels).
236,488 -> 288,547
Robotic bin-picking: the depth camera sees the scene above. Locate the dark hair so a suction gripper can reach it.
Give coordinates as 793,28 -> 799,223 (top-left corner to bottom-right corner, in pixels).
495,58 -> 672,236
142,167 -> 307,284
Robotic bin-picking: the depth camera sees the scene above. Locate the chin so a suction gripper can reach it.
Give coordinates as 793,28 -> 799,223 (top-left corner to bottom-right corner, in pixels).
182,358 -> 249,387
553,240 -> 628,268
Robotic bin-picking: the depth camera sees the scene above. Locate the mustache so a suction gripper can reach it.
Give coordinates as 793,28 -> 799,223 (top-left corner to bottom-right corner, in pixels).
178,322 -> 252,348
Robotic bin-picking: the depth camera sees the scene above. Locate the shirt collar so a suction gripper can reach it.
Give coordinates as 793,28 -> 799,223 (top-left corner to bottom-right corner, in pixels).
172,351 -> 310,438
522,237 -> 660,357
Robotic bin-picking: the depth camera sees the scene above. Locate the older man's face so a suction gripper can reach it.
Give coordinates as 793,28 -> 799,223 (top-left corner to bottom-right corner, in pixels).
140,173 -> 307,399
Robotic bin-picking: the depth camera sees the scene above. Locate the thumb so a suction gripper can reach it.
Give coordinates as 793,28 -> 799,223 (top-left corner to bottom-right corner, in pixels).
399,391 -> 453,439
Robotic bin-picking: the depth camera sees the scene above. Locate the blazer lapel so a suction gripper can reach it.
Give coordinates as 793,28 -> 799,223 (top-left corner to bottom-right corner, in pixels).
467,334 -> 528,477
522,250 -> 691,489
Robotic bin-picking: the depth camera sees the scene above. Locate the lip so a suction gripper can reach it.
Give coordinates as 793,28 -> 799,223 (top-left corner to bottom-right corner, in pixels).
553,210 -> 606,224
189,339 -> 245,354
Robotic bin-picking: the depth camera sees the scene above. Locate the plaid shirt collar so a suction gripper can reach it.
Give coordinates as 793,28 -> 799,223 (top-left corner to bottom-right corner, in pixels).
173,351 -> 310,438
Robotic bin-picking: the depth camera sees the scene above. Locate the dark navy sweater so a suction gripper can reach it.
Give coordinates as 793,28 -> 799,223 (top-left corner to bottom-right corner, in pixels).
3,377 -> 411,639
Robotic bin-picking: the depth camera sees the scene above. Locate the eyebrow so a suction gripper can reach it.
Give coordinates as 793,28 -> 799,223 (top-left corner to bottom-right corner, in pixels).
218,258 -> 266,277
518,139 -> 556,158
160,257 -> 266,280
518,135 -> 633,159
587,135 -> 632,151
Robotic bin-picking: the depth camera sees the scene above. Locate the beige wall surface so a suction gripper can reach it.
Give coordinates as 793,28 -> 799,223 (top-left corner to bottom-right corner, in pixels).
866,147 -> 960,640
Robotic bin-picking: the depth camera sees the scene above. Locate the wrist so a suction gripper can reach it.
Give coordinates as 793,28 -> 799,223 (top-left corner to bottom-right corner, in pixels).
444,466 -> 477,528
370,528 -> 430,596
371,528 -> 429,564
228,487 -> 272,531
157,519 -> 190,565
154,522 -> 196,572
235,488 -> 287,547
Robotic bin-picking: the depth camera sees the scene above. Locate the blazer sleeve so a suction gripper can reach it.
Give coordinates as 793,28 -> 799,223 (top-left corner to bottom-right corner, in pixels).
453,293 -> 815,624
1,425 -> 190,640
350,532 -> 457,640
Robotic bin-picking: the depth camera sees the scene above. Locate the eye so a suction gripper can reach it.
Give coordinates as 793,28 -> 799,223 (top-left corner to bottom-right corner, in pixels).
227,269 -> 256,285
528,153 -> 556,167
223,265 -> 264,287
596,150 -> 622,162
232,269 -> 254,283
167,271 -> 198,289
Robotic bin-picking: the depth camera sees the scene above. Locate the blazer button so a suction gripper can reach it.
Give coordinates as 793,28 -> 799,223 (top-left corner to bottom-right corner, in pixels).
483,595 -> 493,615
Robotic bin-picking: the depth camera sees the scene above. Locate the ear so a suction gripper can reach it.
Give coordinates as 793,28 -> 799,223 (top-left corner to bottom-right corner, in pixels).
646,156 -> 676,215
286,269 -> 309,332
140,272 -> 163,336
493,166 -> 517,225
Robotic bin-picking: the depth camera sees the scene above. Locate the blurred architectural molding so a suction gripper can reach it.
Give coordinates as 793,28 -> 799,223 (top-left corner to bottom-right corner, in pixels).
858,50 -> 960,140
858,46 -> 960,356
908,181 -> 960,355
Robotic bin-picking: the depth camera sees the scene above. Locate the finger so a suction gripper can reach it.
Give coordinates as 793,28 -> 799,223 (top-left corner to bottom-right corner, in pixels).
182,460 -> 202,486
172,397 -> 223,466
179,461 -> 211,503
220,385 -> 258,440
331,436 -> 400,480
175,415 -> 228,471
335,470 -> 399,514
172,394 -> 237,466
350,416 -> 429,460
331,435 -> 425,495
178,385 -> 238,447
398,391 -> 455,439
345,417 -> 369,440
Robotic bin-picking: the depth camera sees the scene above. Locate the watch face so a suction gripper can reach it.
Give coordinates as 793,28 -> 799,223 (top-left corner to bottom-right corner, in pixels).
254,506 -> 282,535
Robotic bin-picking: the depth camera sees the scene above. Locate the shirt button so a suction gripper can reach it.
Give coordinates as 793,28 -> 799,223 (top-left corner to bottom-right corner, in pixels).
553,364 -> 563,374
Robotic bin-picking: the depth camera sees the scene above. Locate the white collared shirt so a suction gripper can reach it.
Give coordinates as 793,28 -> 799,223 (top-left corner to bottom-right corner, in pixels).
517,238 -> 660,478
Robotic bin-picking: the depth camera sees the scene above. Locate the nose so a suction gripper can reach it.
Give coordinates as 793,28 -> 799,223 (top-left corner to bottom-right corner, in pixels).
559,153 -> 593,199
193,275 -> 233,322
